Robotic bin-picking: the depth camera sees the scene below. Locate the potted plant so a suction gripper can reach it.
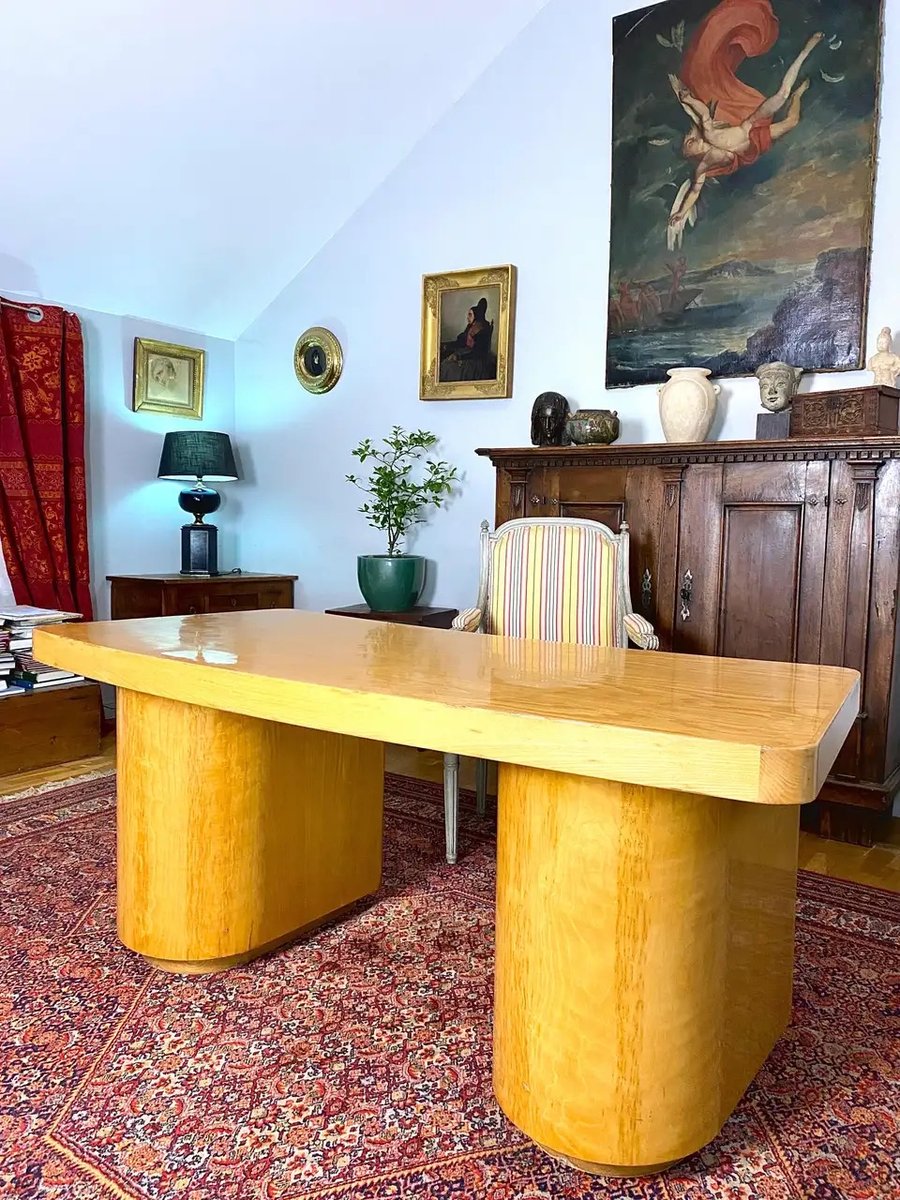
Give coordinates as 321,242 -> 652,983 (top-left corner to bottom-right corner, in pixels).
346,426 -> 458,612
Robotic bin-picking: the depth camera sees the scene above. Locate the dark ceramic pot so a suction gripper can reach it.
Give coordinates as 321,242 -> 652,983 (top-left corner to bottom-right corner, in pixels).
357,554 -> 425,612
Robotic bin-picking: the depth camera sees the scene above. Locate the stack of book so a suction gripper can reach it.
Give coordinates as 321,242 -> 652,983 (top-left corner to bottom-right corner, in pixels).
0,605 -> 84,694
0,627 -> 21,697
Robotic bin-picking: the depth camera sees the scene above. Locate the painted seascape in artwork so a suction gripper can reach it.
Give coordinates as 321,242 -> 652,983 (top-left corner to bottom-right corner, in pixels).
606,0 -> 882,386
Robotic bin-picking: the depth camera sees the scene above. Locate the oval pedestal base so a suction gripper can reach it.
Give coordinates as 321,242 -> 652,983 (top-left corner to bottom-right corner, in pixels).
537,1142 -> 683,1178
494,762 -> 800,1171
116,689 -> 384,972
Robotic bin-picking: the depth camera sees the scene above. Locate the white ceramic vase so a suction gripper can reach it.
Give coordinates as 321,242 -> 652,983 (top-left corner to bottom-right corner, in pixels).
658,367 -> 720,443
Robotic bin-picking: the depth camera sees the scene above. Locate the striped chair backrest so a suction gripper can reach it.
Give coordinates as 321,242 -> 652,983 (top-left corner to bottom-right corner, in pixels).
484,519 -> 625,646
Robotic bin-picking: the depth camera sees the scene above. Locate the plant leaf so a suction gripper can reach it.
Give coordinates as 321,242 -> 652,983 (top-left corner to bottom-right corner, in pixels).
347,427 -> 458,554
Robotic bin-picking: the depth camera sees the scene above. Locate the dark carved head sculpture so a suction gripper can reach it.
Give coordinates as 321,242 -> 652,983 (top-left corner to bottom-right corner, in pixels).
530,392 -> 570,447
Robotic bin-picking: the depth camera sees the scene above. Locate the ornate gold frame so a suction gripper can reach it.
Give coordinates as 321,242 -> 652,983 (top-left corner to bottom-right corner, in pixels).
133,337 -> 205,419
420,264 -> 516,401
293,327 -> 343,394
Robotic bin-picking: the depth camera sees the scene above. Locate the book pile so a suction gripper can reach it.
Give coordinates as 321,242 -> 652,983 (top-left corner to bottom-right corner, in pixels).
0,605 -> 84,695
0,627 -> 20,697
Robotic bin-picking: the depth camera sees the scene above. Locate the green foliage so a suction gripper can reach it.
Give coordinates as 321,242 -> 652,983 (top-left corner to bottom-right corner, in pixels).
346,427 -> 458,556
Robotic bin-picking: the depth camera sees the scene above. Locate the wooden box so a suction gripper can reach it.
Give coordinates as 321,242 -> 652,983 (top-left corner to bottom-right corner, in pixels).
789,386 -> 900,438
0,681 -> 102,774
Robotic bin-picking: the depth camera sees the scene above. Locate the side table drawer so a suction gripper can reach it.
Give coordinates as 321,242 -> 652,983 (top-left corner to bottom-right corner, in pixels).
207,590 -> 261,613
258,584 -> 294,609
111,582 -> 164,620
162,587 -> 210,616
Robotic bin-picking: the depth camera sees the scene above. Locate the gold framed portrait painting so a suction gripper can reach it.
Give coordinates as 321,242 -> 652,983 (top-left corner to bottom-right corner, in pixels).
133,337 -> 205,419
420,264 -> 516,400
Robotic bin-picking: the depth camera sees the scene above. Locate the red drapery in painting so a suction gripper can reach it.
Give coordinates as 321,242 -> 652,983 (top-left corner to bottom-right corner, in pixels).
0,301 -> 93,618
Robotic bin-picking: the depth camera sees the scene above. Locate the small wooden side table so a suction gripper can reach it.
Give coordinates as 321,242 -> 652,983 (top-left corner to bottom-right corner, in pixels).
324,604 -> 457,629
109,573 -> 297,619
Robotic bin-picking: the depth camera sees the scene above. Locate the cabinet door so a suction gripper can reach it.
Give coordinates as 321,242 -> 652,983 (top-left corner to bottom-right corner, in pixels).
544,464 -> 678,644
494,466 -> 551,521
820,457 -> 896,785
675,460 -> 829,662
546,465 -> 630,530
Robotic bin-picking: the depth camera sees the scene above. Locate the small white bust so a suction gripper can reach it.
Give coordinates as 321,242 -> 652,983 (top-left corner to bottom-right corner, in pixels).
868,326 -> 900,387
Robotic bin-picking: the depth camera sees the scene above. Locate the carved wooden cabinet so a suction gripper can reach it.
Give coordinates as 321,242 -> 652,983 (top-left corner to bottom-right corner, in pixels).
477,437 -> 900,845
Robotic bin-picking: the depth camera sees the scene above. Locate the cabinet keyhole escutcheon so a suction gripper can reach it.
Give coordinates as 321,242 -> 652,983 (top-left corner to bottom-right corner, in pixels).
641,568 -> 652,613
680,569 -> 693,622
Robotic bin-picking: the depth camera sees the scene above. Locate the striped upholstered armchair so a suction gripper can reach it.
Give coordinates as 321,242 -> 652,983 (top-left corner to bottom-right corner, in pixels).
441,517 -> 658,864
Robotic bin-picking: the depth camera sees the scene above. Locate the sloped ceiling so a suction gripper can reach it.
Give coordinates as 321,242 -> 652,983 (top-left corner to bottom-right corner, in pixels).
0,0 -> 549,338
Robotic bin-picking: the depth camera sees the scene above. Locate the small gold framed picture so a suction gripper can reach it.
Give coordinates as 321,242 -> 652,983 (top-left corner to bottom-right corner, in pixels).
133,337 -> 205,419
420,264 -> 516,400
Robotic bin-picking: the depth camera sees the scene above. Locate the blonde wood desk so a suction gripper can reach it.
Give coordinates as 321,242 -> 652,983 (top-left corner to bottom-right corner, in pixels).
35,611 -> 858,1178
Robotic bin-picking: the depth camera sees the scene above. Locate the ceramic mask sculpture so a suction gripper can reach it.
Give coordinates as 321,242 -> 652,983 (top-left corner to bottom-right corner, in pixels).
755,362 -> 803,412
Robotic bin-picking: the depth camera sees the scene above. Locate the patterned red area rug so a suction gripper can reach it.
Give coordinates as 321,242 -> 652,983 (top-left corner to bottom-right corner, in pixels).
1,772 -> 898,1200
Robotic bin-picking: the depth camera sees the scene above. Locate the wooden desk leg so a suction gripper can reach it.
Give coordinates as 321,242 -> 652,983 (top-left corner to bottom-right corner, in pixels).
116,689 -> 383,973
493,763 -> 799,1176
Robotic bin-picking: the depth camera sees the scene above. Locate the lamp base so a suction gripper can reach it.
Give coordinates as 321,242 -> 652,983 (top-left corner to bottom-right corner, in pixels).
180,523 -> 219,576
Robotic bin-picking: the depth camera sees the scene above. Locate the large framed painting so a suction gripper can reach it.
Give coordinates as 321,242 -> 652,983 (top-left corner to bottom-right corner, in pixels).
606,0 -> 883,387
420,264 -> 516,400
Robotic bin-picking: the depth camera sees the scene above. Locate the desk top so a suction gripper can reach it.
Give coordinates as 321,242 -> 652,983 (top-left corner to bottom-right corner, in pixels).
35,611 -> 859,806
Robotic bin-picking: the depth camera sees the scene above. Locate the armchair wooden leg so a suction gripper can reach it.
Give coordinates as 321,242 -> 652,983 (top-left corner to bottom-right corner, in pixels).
443,753 -> 460,864
476,759 -> 489,817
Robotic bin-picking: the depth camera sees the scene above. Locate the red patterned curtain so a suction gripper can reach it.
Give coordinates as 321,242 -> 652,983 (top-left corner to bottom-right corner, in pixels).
0,301 -> 93,618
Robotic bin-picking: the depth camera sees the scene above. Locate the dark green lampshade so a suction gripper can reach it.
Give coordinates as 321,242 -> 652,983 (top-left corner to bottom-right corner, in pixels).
157,431 -> 238,482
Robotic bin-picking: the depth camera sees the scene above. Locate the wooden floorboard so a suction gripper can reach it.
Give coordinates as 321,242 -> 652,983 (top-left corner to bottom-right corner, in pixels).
1,738 -> 898,894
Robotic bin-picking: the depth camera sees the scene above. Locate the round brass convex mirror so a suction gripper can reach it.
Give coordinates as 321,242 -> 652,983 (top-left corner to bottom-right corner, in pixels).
293,327 -> 343,394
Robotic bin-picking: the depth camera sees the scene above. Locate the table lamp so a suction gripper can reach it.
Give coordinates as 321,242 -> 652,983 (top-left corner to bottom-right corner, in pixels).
157,431 -> 239,576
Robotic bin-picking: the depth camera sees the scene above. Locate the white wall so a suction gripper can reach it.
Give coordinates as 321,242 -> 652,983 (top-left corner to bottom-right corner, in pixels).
82,312 -> 236,618
0,293 -> 236,619
0,1 -> 549,338
235,0 -> 900,613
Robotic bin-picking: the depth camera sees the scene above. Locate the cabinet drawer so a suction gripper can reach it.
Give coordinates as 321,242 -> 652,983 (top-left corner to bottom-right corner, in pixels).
162,587 -> 209,616
258,584 -> 294,609
111,583 -> 163,620
207,590 -> 261,613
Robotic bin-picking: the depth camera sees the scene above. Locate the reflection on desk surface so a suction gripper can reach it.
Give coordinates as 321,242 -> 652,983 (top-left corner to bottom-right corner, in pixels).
34,610 -> 858,751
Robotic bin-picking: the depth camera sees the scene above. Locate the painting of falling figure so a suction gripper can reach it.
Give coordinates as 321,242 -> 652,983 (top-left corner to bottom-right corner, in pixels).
606,0 -> 882,387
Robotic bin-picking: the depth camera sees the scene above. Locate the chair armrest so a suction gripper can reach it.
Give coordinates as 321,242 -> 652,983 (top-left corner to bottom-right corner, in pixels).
452,607 -> 483,633
624,612 -> 659,651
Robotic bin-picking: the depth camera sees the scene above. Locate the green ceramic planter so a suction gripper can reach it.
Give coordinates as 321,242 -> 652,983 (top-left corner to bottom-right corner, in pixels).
357,554 -> 425,612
